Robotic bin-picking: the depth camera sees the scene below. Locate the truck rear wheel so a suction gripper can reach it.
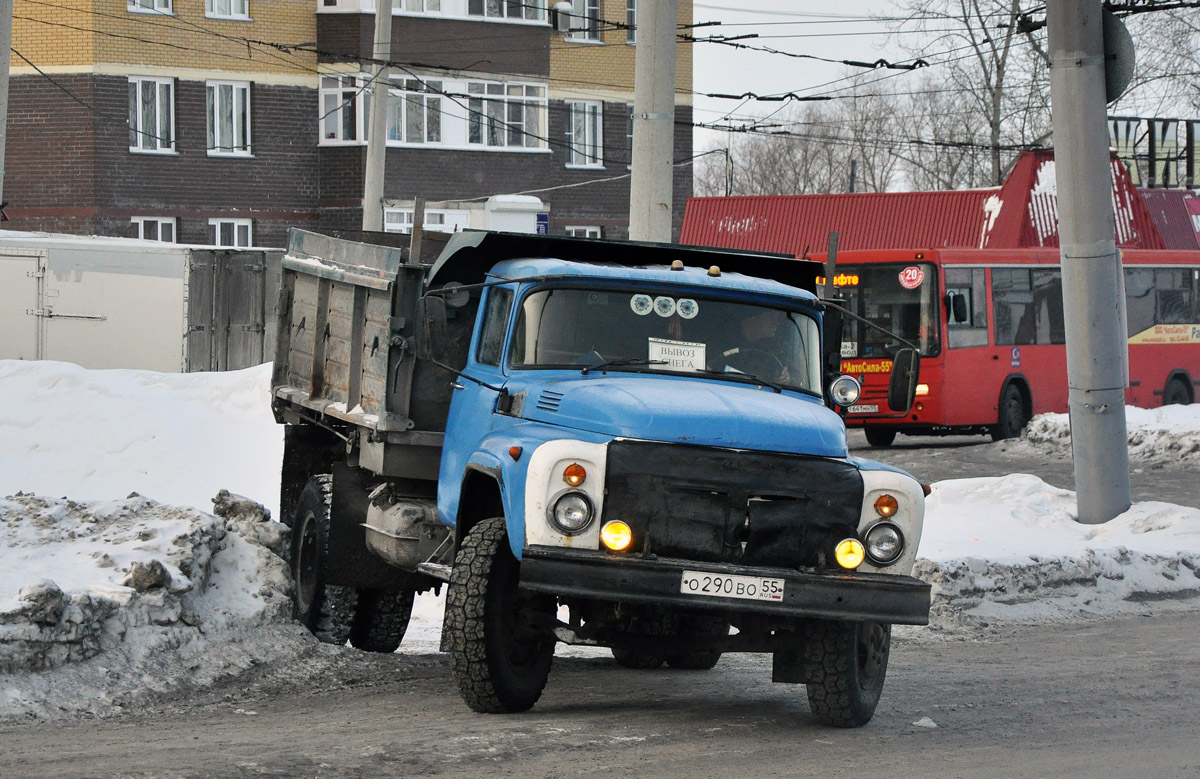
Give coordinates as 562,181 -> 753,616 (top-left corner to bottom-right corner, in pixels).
348,588 -> 415,653
611,606 -> 675,669
803,620 -> 891,728
291,475 -> 356,645
445,517 -> 555,713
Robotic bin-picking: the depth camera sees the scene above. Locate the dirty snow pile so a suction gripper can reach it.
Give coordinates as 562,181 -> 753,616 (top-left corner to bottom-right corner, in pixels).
1,358 -> 1199,721
1024,404 -> 1200,462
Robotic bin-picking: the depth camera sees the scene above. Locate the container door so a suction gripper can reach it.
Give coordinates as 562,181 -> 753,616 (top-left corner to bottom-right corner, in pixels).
0,251 -> 45,360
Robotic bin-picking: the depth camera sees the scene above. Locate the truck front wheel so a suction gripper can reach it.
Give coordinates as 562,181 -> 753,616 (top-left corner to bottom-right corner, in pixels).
291,475 -> 356,645
803,620 -> 891,728
445,517 -> 555,713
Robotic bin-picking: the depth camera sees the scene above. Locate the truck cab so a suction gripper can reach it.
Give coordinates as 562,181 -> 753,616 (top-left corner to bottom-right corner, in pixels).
273,230 -> 929,726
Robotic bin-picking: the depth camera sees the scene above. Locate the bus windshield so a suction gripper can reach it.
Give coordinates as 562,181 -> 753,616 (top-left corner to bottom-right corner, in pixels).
833,263 -> 940,358
508,287 -> 823,393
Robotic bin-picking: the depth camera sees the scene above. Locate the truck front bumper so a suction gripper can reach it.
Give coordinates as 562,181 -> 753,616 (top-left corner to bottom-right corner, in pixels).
520,546 -> 931,626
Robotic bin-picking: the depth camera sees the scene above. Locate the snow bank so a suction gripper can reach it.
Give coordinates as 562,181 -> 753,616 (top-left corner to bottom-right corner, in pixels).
917,474 -> 1200,626
1024,405 -> 1200,463
0,490 -> 306,720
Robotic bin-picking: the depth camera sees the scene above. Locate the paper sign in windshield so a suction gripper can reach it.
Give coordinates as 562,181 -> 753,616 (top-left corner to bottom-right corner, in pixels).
648,338 -> 705,372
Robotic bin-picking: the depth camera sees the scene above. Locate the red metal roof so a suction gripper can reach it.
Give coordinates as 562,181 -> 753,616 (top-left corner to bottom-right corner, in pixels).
681,189 -> 995,256
682,150 -> 1186,256
1139,188 -> 1200,250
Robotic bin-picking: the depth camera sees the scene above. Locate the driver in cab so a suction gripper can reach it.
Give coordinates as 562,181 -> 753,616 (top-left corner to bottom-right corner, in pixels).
719,309 -> 790,383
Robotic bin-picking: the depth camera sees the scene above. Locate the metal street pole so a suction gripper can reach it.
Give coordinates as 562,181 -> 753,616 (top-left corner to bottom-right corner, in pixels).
1047,0 -> 1131,523
628,0 -> 676,243
0,0 -> 13,210
361,0 -> 391,231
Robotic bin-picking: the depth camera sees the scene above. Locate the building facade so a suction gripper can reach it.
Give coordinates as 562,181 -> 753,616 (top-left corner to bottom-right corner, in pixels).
4,0 -> 693,248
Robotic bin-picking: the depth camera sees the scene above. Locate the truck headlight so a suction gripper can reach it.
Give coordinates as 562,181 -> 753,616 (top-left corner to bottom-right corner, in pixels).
864,522 -> 904,565
829,375 -> 861,407
551,492 -> 594,534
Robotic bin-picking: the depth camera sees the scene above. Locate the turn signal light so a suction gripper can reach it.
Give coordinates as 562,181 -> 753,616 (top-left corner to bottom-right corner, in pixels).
835,538 -> 865,570
874,494 -> 899,517
563,463 -> 587,487
600,520 -> 633,552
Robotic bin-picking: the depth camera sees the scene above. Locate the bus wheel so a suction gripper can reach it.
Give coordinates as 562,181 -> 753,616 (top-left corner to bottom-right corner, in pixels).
864,427 -> 897,447
991,384 -> 1028,441
1164,377 -> 1192,406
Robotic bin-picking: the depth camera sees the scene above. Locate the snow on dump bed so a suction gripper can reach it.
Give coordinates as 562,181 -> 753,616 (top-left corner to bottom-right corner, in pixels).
1,358 -> 1199,721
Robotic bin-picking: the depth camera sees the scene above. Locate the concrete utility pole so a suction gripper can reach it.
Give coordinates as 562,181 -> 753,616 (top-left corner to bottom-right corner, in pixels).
628,0 -> 677,243
0,0 -> 13,210
361,0 -> 392,231
1047,0 -> 1131,523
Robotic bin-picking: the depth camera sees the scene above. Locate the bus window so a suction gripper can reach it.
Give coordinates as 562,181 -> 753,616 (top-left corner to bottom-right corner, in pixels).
946,268 -> 987,348
837,263 -> 940,358
1125,267 -> 1199,337
992,268 -> 1065,346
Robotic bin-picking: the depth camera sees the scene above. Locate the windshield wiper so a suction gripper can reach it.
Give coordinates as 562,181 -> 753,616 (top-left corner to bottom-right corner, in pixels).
691,367 -> 785,394
580,358 -> 668,375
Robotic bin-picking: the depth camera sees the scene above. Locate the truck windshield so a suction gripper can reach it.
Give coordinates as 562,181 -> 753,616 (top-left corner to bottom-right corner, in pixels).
833,263 -> 940,358
508,287 -> 822,393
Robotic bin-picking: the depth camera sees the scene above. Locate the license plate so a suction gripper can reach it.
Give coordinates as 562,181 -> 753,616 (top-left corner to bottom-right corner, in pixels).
680,571 -> 785,602
848,404 -> 879,414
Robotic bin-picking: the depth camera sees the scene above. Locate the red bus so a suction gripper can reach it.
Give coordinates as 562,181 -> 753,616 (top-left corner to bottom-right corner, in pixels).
815,247 -> 1200,446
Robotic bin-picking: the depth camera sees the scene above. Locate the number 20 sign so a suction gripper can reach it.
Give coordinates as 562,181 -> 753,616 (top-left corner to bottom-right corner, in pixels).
898,266 -> 925,289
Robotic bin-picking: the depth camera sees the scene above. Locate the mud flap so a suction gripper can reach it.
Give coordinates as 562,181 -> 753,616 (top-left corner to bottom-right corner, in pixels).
326,462 -> 410,589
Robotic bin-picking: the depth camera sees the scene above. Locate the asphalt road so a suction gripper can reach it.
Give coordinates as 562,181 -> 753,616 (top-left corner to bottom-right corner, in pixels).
846,429 -> 1200,509
1,613 -> 1197,778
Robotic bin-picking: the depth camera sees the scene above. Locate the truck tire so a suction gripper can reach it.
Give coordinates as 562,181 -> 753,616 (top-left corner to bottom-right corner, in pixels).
291,475 -> 357,645
348,588 -> 415,654
864,427 -> 897,447
803,620 -> 891,728
991,384 -> 1028,441
1164,377 -> 1191,406
445,517 -> 555,713
667,613 -> 728,670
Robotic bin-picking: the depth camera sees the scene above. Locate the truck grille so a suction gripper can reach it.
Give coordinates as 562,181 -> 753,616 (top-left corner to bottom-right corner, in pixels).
603,440 -> 864,569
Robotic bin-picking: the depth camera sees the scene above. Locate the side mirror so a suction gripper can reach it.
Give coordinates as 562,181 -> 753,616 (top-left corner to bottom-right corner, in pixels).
887,347 -> 920,412
820,303 -> 845,379
952,294 -> 968,324
416,295 -> 449,362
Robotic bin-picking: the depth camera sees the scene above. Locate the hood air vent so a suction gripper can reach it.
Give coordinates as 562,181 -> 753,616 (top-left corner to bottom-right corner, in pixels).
536,390 -> 565,412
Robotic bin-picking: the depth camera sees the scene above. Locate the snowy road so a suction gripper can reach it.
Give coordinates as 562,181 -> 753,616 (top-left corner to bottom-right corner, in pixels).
1,612 -> 1196,778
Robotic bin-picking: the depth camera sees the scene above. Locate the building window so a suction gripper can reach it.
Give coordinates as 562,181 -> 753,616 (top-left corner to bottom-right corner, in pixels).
626,0 -> 636,43
128,0 -> 172,13
206,0 -> 249,19
207,81 -> 252,155
132,217 -> 176,242
128,77 -> 175,153
383,208 -> 469,233
566,101 -> 603,167
625,103 -> 634,168
566,226 -> 601,238
467,0 -> 543,21
320,75 -> 363,142
467,82 -> 547,149
566,0 -> 600,40
387,79 -> 442,144
209,218 -> 253,247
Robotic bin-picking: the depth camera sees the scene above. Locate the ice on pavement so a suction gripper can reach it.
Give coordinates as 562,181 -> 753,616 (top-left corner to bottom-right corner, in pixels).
1,359 -> 1198,721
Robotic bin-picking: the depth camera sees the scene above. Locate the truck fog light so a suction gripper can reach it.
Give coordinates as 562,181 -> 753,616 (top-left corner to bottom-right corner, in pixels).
865,522 -> 904,565
873,494 -> 899,517
600,520 -> 633,551
551,492 -> 593,534
835,538 -> 865,569
829,375 -> 861,407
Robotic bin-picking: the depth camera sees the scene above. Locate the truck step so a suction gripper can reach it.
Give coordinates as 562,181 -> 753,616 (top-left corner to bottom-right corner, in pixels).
417,562 -> 453,582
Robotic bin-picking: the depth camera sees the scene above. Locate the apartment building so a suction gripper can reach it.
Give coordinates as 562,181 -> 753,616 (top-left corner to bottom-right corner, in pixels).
3,0 -> 694,247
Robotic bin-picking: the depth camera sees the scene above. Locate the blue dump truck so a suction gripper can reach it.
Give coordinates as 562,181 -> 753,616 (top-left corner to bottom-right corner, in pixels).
272,229 -> 930,727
